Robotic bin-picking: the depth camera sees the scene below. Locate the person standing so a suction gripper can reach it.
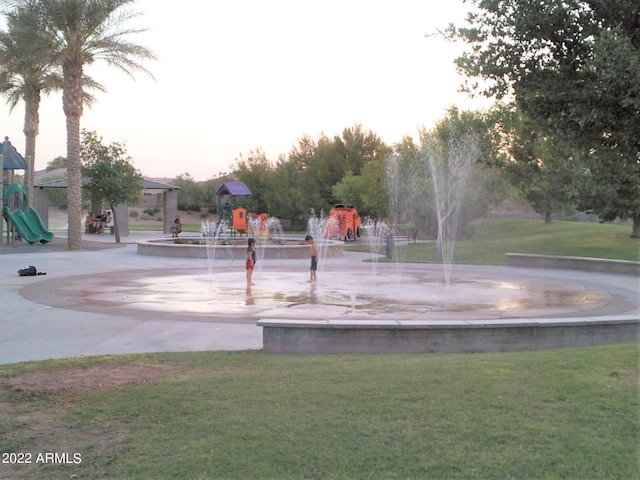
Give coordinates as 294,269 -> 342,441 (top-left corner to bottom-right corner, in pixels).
246,237 -> 257,285
305,235 -> 318,282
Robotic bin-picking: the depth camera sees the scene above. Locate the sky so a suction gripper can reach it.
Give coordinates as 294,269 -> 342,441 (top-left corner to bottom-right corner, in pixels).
0,0 -> 492,182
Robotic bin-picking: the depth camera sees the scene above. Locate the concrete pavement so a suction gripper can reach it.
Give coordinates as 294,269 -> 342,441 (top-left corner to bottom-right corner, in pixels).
0,231 -> 265,364
0,230 -> 638,364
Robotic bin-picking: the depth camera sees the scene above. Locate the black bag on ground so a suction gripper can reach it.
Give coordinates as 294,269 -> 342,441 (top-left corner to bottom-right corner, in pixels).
17,266 -> 37,276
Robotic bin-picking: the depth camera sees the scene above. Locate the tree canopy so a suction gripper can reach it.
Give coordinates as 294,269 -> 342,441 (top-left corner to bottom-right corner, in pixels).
81,129 -> 143,243
450,0 -> 640,236
486,104 -> 583,223
235,124 -> 390,229
0,0 -> 155,249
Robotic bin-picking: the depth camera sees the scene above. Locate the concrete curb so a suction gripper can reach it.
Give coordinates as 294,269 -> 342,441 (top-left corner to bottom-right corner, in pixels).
506,253 -> 640,276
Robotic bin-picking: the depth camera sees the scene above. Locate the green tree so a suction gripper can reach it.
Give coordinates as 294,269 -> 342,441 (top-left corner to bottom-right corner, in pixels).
234,148 -> 275,214
389,109 -> 502,245
235,126 -> 391,229
332,125 -> 392,220
81,129 -> 142,243
269,155 -> 307,229
488,105 -> 582,223
284,125 -> 389,222
173,173 -> 203,212
450,0 -> 640,237
2,0 -> 155,250
286,134 -> 334,216
332,156 -> 389,220
46,155 -> 66,170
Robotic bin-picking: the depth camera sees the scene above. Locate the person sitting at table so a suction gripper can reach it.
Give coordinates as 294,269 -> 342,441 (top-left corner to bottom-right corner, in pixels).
84,212 -> 94,233
170,217 -> 182,237
97,210 -> 107,233
106,211 -> 114,234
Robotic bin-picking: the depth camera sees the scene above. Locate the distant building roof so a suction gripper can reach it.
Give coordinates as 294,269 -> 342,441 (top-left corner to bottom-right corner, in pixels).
140,178 -> 180,190
1,137 -> 27,170
34,177 -> 180,190
215,181 -> 251,196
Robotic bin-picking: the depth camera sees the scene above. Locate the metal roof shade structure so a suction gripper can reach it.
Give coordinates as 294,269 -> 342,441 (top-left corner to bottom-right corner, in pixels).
34,177 -> 180,190
33,177 -> 181,235
0,137 -> 27,170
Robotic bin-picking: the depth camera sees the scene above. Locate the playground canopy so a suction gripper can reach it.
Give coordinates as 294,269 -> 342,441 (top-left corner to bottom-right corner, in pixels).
215,182 -> 252,196
215,182 -> 252,224
0,137 -> 27,170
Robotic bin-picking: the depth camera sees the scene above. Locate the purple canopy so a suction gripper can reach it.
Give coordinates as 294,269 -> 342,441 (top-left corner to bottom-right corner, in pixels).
215,182 -> 252,196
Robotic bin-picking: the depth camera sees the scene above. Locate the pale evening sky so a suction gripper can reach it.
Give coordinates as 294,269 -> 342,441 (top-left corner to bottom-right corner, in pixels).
1,0 -> 491,182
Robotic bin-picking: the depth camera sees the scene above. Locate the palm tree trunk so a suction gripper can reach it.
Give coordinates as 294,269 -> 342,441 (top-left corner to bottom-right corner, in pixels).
66,113 -> 82,250
63,62 -> 83,250
23,89 -> 40,208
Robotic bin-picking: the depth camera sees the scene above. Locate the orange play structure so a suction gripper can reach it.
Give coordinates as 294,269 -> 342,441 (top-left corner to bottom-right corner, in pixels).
327,204 -> 362,241
232,208 -> 247,233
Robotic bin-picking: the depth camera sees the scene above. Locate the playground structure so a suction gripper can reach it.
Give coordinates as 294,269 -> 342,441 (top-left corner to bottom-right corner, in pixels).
0,136 -> 53,244
327,204 -> 362,241
2,183 -> 53,244
215,182 -> 254,236
214,182 -> 279,238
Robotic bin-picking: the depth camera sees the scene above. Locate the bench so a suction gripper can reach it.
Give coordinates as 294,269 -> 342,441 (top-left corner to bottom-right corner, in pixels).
394,227 -> 417,244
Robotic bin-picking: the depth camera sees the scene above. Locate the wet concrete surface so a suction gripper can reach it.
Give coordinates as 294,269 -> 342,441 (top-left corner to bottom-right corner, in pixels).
0,231 -> 638,364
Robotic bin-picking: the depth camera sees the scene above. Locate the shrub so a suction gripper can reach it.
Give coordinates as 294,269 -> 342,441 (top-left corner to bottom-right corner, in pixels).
144,207 -> 160,216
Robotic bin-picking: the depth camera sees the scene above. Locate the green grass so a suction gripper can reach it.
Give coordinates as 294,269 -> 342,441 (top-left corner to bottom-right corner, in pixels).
349,219 -> 639,264
1,345 -> 638,479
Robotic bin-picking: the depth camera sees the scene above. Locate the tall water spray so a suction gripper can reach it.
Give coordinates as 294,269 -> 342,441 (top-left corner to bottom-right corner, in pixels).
386,154 -> 409,264
425,135 -> 479,287
201,219 -> 225,275
307,210 -> 338,272
360,218 -> 391,275
387,130 -> 480,287
248,215 -> 283,270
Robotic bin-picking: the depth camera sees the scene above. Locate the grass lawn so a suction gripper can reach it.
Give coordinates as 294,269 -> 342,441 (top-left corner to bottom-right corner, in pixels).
1,344 -> 638,479
349,219 -> 639,264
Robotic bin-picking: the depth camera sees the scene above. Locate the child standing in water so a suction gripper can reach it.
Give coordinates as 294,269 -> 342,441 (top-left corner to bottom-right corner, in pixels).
246,238 -> 256,286
305,235 -> 318,282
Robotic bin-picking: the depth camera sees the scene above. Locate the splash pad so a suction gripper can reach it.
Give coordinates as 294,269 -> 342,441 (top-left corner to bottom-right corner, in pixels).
131,210 -> 638,353
37,248 -> 638,354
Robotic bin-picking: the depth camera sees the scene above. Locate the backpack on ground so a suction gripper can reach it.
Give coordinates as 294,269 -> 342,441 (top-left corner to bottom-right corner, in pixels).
17,266 -> 46,276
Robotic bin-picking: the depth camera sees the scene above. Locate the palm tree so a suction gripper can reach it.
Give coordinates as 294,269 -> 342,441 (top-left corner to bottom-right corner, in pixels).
0,4 -> 106,207
0,6 -> 61,205
2,0 -> 154,250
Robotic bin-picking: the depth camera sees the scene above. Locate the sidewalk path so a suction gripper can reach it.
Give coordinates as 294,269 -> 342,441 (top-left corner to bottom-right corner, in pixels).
1,232 -> 263,364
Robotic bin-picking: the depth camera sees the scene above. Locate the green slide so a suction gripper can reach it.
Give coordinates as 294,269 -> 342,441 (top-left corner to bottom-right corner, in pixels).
3,184 -> 54,244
